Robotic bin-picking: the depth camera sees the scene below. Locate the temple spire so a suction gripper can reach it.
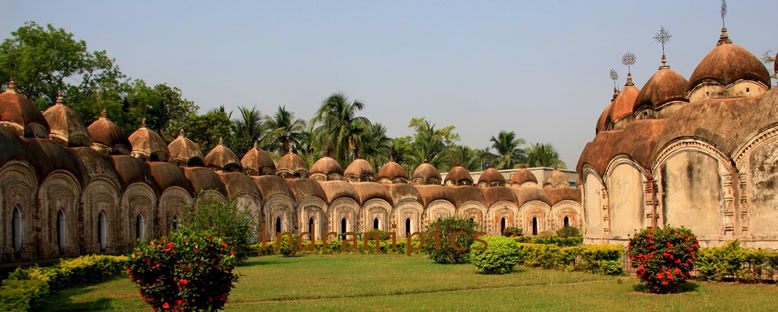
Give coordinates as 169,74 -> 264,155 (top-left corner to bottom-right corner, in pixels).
218,136 -> 223,145
100,108 -> 107,119
622,52 -> 636,86
609,69 -> 619,91
179,128 -> 184,138
7,77 -> 16,93
55,92 -> 64,106
140,118 -> 146,128
654,26 -> 672,68
718,0 -> 732,45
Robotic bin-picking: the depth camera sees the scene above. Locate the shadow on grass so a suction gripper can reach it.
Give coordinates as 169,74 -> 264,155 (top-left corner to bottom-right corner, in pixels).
633,281 -> 700,294
39,287 -> 117,312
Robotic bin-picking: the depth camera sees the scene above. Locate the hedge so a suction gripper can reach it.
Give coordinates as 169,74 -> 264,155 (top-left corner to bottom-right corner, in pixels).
695,240 -> 778,283
0,255 -> 127,312
514,235 -> 583,247
251,239 -> 424,256
517,243 -> 623,275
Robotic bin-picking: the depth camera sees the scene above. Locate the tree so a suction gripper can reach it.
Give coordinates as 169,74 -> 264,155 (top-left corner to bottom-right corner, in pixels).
0,21 -> 124,110
763,50 -> 776,86
361,122 -> 392,169
231,106 -> 264,157
180,193 -> 254,262
448,145 -> 480,171
262,105 -> 307,155
404,118 -> 459,170
170,107 -> 233,154
489,130 -> 526,169
422,217 -> 479,264
127,80 -> 197,137
525,143 -> 566,168
476,147 -> 497,171
312,93 -> 369,164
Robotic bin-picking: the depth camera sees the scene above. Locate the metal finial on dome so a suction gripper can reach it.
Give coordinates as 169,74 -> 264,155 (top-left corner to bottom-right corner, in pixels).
612,87 -> 619,101
609,69 -> 618,90
140,118 -> 146,128
7,77 -> 16,92
717,1 -> 732,45
288,144 -> 293,154
179,128 -> 184,137
100,108 -> 107,119
423,158 -> 428,163
625,73 -> 634,87
56,92 -> 64,105
721,0 -> 727,28
218,136 -> 223,145
622,52 -> 636,75
654,26 -> 672,68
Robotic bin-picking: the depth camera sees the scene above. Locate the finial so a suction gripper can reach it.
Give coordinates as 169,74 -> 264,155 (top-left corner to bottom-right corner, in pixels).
423,158 -> 428,163
55,92 -> 64,105
609,69 -> 618,90
654,26 -> 671,68
100,108 -> 107,119
140,118 -> 146,128
7,77 -> 16,92
253,140 -> 258,149
288,144 -> 293,154
218,136 -> 223,145
718,27 -> 732,45
622,51 -> 636,76
612,87 -> 619,101
179,128 -> 184,137
720,0 -> 727,28
625,73 -> 634,87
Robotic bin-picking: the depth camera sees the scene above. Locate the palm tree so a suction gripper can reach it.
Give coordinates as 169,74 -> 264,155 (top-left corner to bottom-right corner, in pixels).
448,145 -> 479,171
525,143 -> 566,168
405,122 -> 448,169
262,106 -> 307,155
476,147 -> 497,171
489,130 -> 526,169
361,122 -> 392,169
312,93 -> 369,164
231,106 -> 264,157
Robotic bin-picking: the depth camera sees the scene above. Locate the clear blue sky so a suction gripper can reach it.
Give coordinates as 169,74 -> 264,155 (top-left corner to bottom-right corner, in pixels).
2,1 -> 777,167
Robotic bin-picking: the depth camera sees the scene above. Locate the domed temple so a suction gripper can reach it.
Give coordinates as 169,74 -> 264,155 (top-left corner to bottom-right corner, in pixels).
578,26 -> 777,248
0,80 -> 581,262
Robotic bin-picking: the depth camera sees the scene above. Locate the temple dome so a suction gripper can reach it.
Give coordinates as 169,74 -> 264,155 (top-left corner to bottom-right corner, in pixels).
204,137 -> 241,172
608,78 -> 640,128
0,78 -> 49,138
344,158 -> 375,182
633,66 -> 688,115
444,165 -> 473,186
42,94 -> 91,147
477,167 -> 505,187
510,168 -> 537,186
88,109 -> 130,155
543,169 -> 569,188
411,162 -> 441,185
168,129 -> 204,167
277,149 -> 309,178
241,142 -> 276,176
310,156 -> 342,181
377,161 -> 408,184
128,118 -> 169,162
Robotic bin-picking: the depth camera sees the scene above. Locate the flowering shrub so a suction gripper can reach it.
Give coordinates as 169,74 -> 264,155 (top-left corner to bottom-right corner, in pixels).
628,226 -> 699,293
470,236 -> 523,274
128,230 -> 238,311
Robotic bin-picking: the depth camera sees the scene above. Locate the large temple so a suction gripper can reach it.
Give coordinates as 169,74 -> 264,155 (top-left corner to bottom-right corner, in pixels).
577,26 -> 777,248
0,82 -> 581,263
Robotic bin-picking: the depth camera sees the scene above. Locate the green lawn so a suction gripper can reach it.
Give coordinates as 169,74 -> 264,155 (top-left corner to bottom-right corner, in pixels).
41,254 -> 777,311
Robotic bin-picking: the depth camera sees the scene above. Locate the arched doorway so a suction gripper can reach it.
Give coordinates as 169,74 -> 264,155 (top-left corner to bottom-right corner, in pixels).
12,206 -> 22,253
500,217 -> 507,235
563,216 -> 570,228
275,217 -> 282,234
373,218 -> 379,230
532,217 -> 538,235
341,218 -> 347,234
405,218 -> 411,235
57,210 -> 66,255
308,217 -> 315,240
97,211 -> 107,252
135,214 -> 144,240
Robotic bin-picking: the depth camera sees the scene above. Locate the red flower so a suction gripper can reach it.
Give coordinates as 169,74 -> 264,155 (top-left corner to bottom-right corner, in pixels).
136,251 -> 141,256
638,265 -> 645,271
126,268 -> 131,273
657,273 -> 665,279
180,279 -> 189,285
662,281 -> 669,285
647,233 -> 652,238
151,242 -> 156,247
230,250 -> 235,255
675,259 -> 681,264
167,242 -> 174,248
176,300 -> 183,305
193,247 -> 198,251
207,237 -> 213,241
163,303 -> 170,309
667,242 -> 672,247
221,242 -> 229,248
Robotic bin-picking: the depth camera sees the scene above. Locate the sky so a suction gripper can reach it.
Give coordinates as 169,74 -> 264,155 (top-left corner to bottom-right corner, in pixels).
2,0 -> 777,168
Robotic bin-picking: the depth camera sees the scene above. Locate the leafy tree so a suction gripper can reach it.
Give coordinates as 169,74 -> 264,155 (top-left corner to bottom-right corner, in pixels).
525,143 -> 566,168
361,122 -> 392,169
422,217 -> 479,264
180,193 -> 254,262
231,106 -> 264,157
170,107 -> 233,154
312,93 -> 369,164
489,130 -> 527,169
476,147 -> 497,171
404,118 -> 458,170
127,80 -> 197,137
0,21 -> 124,110
262,105 -> 307,155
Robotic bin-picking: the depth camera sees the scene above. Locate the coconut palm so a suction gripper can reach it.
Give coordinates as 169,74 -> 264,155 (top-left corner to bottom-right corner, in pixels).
525,143 -> 566,168
489,130 -> 526,169
262,106 -> 307,155
448,145 -> 479,171
231,106 -> 264,157
312,93 -> 369,164
361,122 -> 392,169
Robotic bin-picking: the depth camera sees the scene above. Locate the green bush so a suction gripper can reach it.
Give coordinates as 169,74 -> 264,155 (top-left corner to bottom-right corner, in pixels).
695,240 -> 778,283
514,235 -> 583,247
181,193 -> 254,262
629,226 -> 698,293
422,217 -> 479,264
556,226 -> 581,238
277,233 -> 300,257
128,229 -> 238,311
470,236 -> 523,274
250,238 -> 424,256
503,226 -> 522,237
517,243 -> 622,275
0,279 -> 50,312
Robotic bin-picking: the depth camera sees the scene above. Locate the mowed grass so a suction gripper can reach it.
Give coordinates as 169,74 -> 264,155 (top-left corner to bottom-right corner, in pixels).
40,254 -> 778,311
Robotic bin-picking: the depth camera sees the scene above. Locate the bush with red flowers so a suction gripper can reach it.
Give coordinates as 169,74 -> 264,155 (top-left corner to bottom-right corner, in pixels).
628,226 -> 699,293
127,229 -> 239,311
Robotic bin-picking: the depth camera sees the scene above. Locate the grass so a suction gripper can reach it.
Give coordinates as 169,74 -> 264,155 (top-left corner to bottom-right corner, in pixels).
40,254 -> 778,311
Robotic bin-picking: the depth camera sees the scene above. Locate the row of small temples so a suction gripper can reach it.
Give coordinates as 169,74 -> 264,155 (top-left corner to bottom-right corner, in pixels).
577,27 -> 778,248
0,84 -> 580,262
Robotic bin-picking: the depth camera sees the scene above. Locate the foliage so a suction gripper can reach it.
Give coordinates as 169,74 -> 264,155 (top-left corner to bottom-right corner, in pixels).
404,118 -> 459,170
556,226 -> 581,238
277,233 -> 301,257
448,145 -> 480,171
489,130 -> 526,169
1,255 -> 127,312
361,122 -> 392,169
518,243 -> 622,275
229,106 -> 264,157
422,217 -> 479,264
762,50 -> 776,86
628,226 -> 698,293
514,235 -> 583,247
503,226 -> 522,237
128,229 -> 238,312
126,80 -> 197,137
470,236 -> 523,274
252,238 -> 424,256
180,194 -> 254,262
525,143 -> 566,169
312,93 -> 369,164
262,105 -> 307,155
170,106 -> 233,153
695,240 -> 778,283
